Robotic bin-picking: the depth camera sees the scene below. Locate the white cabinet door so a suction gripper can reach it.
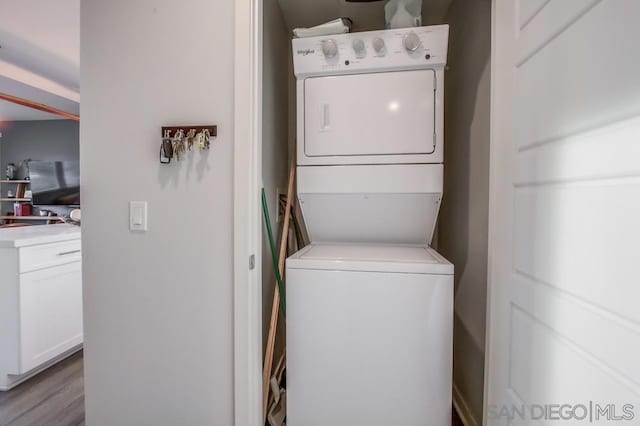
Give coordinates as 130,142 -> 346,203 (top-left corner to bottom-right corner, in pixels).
487,0 -> 640,424
19,261 -> 83,373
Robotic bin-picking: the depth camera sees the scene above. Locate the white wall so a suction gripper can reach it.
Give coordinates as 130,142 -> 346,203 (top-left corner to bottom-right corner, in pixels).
81,1 -> 234,424
437,0 -> 491,424
261,0 -> 291,353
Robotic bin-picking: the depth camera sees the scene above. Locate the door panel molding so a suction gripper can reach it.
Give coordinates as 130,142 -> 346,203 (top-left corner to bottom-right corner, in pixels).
512,272 -> 640,386
516,0 -> 602,66
515,0 -> 640,150
515,116 -> 640,184
517,0 -> 551,31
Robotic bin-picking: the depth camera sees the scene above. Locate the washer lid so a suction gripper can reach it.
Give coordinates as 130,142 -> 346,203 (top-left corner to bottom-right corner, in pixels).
286,243 -> 453,275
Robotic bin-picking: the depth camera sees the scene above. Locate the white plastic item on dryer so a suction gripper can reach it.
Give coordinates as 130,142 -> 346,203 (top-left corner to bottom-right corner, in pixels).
385,0 -> 422,29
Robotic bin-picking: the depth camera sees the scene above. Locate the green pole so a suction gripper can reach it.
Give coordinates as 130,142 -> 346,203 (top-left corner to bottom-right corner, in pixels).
261,188 -> 286,317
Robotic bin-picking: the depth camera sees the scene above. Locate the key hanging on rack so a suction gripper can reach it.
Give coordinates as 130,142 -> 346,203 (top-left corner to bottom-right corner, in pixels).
159,125 -> 217,164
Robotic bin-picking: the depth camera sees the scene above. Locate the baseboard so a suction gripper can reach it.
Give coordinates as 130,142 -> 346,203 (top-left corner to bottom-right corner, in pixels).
0,344 -> 82,391
453,383 -> 480,426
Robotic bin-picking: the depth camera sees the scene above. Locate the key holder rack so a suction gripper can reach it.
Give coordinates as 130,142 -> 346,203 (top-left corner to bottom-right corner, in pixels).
160,125 -> 218,164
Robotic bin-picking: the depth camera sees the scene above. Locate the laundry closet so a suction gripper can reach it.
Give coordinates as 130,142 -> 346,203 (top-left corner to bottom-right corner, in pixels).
259,1 -> 490,425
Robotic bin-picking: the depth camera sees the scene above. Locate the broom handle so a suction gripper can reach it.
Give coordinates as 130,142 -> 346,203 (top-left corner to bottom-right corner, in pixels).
263,162 -> 295,423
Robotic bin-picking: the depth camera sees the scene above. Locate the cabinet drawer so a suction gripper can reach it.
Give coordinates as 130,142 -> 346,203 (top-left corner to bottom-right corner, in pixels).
19,239 -> 82,273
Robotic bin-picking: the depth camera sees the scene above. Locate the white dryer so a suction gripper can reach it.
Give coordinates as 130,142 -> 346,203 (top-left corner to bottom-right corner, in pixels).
287,25 -> 453,426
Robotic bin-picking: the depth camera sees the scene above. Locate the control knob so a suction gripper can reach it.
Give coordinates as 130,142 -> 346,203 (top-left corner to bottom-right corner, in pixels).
352,39 -> 366,58
321,39 -> 338,59
372,37 -> 386,56
403,32 -> 421,52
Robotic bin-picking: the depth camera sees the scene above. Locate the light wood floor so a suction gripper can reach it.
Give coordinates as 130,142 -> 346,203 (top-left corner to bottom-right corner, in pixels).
0,350 -> 463,426
0,351 -> 84,426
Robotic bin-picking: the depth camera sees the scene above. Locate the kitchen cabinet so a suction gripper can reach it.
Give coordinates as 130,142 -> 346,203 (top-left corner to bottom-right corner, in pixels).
0,225 -> 82,390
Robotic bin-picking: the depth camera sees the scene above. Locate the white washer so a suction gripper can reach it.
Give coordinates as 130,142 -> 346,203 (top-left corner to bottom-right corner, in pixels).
287,244 -> 453,426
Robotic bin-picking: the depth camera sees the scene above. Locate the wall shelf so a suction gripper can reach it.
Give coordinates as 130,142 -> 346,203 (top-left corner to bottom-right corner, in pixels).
1,180 -> 30,206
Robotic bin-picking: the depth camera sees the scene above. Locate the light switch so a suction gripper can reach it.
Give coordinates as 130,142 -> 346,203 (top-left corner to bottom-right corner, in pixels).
130,201 -> 148,231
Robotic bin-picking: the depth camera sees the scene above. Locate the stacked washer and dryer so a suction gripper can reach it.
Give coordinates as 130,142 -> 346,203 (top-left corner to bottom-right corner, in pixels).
287,25 -> 452,425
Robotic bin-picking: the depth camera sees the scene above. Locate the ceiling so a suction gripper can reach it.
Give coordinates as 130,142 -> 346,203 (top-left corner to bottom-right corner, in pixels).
277,0 -> 453,32
0,0 -> 79,92
0,0 -> 79,120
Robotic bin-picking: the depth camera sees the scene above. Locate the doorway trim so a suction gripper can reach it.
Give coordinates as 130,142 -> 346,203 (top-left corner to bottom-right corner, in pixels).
234,0 -> 263,424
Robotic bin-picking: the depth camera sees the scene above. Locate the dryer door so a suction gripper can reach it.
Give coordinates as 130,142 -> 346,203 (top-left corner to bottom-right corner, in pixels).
304,69 -> 436,158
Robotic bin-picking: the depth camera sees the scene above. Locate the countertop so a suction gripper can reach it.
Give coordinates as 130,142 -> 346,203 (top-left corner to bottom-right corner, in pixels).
0,224 -> 81,248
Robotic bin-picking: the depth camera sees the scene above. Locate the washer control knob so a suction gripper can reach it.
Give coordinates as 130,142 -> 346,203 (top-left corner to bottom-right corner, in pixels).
352,39 -> 366,58
321,39 -> 338,59
403,32 -> 421,52
372,37 -> 386,56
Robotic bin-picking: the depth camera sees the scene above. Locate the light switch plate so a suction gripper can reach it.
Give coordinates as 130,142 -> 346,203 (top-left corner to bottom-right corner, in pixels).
130,201 -> 148,231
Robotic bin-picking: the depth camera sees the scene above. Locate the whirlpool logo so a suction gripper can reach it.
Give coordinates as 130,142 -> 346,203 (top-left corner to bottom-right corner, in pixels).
297,48 -> 315,56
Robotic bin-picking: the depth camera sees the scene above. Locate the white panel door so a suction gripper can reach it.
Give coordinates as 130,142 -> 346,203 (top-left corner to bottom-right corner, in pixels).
304,70 -> 435,157
19,262 -> 83,373
487,1 -> 640,424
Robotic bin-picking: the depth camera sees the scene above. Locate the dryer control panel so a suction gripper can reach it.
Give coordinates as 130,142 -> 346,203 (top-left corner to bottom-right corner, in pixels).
293,25 -> 449,78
